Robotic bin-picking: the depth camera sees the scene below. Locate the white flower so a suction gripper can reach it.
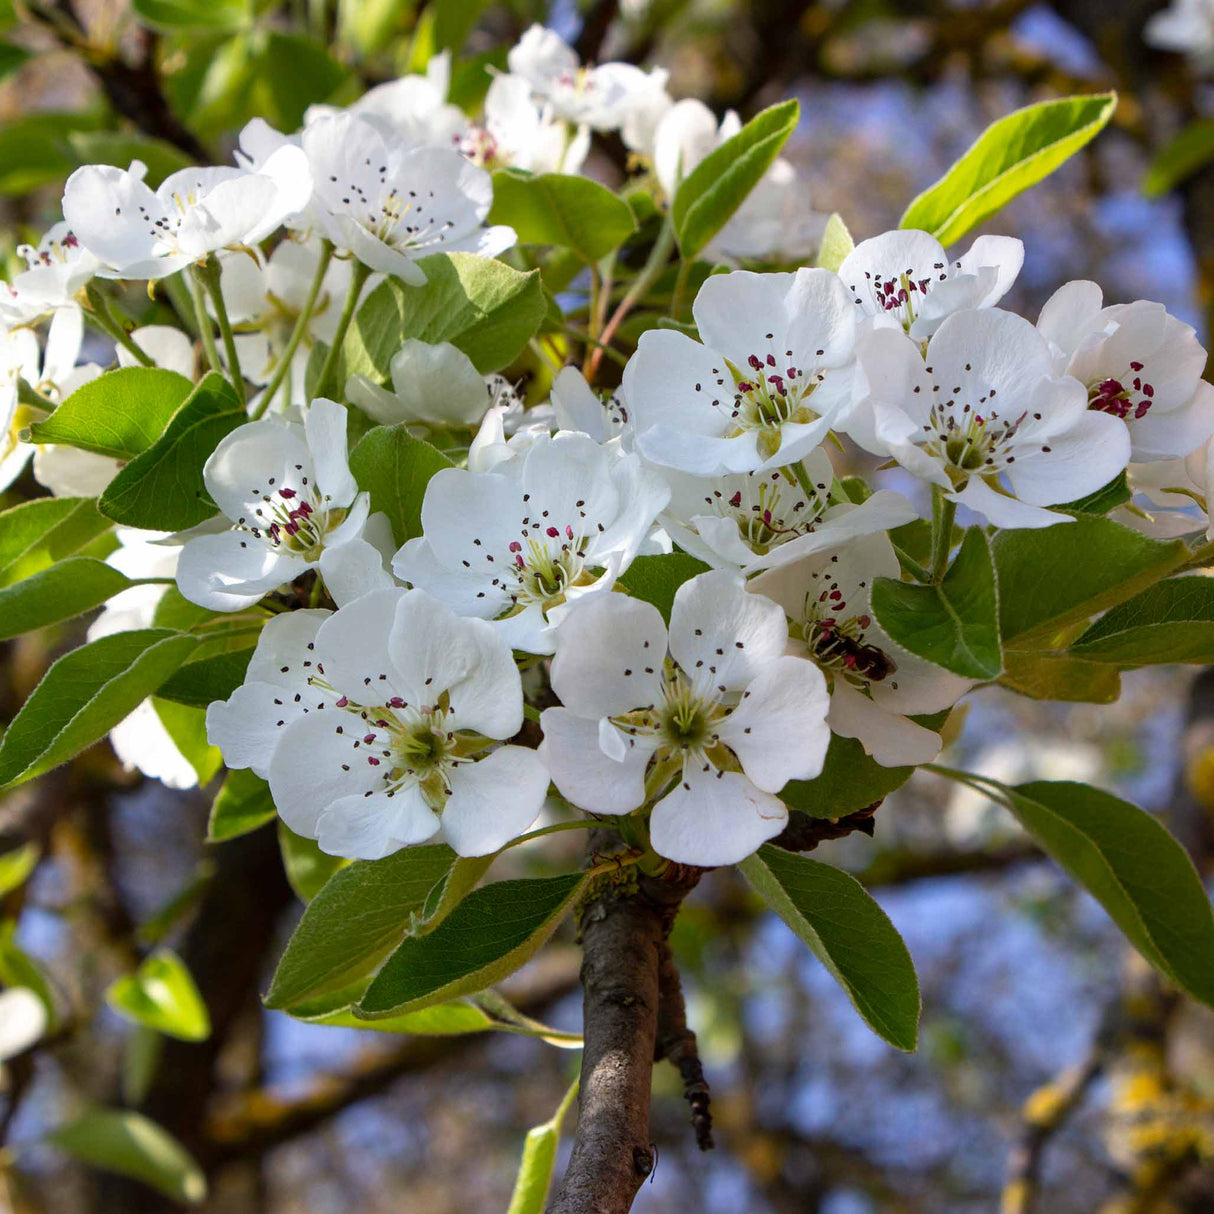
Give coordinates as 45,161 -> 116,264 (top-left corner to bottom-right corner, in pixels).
464,386 -> 555,473
62,152 -> 311,280
706,159 -> 827,267
751,525 -> 970,766
549,365 -> 632,447
116,325 -> 196,378
209,588 -> 548,859
659,447 -> 918,573
300,112 -> 515,286
462,74 -> 590,175
1037,280 -> 1214,461
851,310 -> 1131,529
1145,0 -> 1214,65
87,530 -> 199,789
507,25 -> 661,132
393,431 -> 669,654
347,338 -> 500,429
653,99 -> 740,198
0,988 -> 47,1061
0,222 -> 100,326
837,228 -> 1023,341
175,398 -> 381,611
307,52 -> 468,148
624,267 -> 858,474
540,571 -> 831,865
1121,443 -> 1214,539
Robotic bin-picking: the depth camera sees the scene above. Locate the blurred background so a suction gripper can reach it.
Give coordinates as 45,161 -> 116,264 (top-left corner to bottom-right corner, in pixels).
3,0 -> 1214,1211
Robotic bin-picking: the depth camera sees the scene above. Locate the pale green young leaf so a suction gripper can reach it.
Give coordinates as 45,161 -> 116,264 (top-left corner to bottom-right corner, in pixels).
207,768 -> 277,842
278,823 -> 349,904
0,497 -> 112,587
132,0 -> 249,31
348,423 -> 453,547
0,557 -> 131,641
616,551 -> 711,624
814,212 -> 854,271
106,948 -> 211,1042
0,842 -> 39,897
507,1078 -> 580,1214
1144,118 -> 1214,198
998,650 -> 1120,703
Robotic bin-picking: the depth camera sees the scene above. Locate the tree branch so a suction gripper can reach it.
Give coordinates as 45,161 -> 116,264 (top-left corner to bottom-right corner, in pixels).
654,939 -> 713,1152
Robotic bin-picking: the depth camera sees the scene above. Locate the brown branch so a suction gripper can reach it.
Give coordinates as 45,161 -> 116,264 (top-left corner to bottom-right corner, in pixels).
654,939 -> 713,1152
770,801 -> 882,853
546,845 -> 702,1214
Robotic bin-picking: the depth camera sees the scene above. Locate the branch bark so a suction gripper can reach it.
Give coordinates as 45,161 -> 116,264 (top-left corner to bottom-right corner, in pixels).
546,849 -> 702,1214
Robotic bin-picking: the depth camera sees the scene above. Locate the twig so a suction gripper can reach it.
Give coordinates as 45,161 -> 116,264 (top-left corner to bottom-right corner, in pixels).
770,801 -> 883,853
654,940 -> 713,1151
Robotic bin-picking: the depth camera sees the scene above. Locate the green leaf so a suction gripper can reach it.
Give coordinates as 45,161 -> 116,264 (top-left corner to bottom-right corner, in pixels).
416,854 -> 495,933
782,734 -> 915,818
0,40 -> 28,83
98,373 -> 245,530
67,131 -> 193,189
301,998 -> 498,1033
993,514 -> 1187,648
132,0 -> 249,31
814,212 -> 854,272
0,112 -> 105,196
433,0 -> 488,53
871,527 -> 1002,680
489,171 -> 637,262
265,843 -> 455,1010
278,824 -> 349,904
28,368 -> 193,460
616,551 -> 711,623
1144,118 -> 1214,198
672,99 -> 800,260
0,842 -> 38,896
208,768 -> 276,842
348,424 -> 453,547
739,846 -> 920,1051
357,873 -> 587,1019
154,646 -> 256,709
0,921 -> 56,1022
49,1110 -> 207,1205
106,949 -> 211,1042
1056,470 -> 1131,515
507,1078 -> 580,1214
253,32 -> 349,131
1071,576 -> 1214,666
0,557 -> 131,640
975,779 -> 1214,1009
899,91 -> 1117,245
998,650 -> 1120,703
151,699 -> 222,785
0,497 -> 112,587
0,629 -> 198,789
342,252 -> 545,383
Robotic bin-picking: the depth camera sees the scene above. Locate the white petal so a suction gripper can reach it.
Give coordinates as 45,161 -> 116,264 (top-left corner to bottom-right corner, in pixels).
175,531 -> 305,611
121,325 -> 196,378
827,681 -> 942,767
319,536 -> 395,607
445,615 -> 525,739
314,586 -> 412,702
954,234 -> 1024,307
539,707 -> 654,813
304,397 -> 359,508
245,606 -> 331,685
388,339 -> 489,427
1037,279 -> 1104,362
109,699 -> 197,789
316,786 -> 439,860
1006,404 -> 1131,507
206,681 -> 308,779
947,477 -> 1072,529
441,746 -> 548,855
203,419 -> 312,523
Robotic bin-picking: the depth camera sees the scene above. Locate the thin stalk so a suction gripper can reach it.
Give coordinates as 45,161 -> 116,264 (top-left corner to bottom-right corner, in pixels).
196,257 -> 246,408
186,267 -> 221,374
563,325 -> 629,367
670,256 -> 693,320
252,240 -> 334,419
930,486 -> 957,583
84,284 -> 153,367
500,820 -> 600,851
314,259 -> 371,401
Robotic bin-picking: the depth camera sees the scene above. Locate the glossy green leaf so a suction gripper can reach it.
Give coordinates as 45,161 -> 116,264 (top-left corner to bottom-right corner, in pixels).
98,373 -> 244,530
154,646 -> 256,709
0,497 -> 112,587
0,842 -> 38,896
781,734 -> 914,818
1144,118 -> 1214,198
1071,576 -> 1214,667
0,630 -> 198,789
416,854 -> 494,933
106,949 -> 211,1042
871,527 -> 1002,679
672,99 -> 800,260
348,423 -> 454,547
507,1078 -> 580,1214
998,650 -> 1120,703
433,0 -> 488,52
814,212 -> 854,271
1057,470 -> 1131,515
357,873 -> 587,1018
151,699 -> 222,785
489,170 -> 637,262
49,1110 -> 207,1205
993,514 -> 1187,647
132,0 -> 249,30
278,824 -> 349,904
28,368 -> 193,460
0,112 -> 105,196
739,846 -> 920,1050
342,252 -> 545,383
899,91 -> 1117,245
265,843 -> 455,1009
616,551 -> 711,623
207,768 -> 276,842
0,557 -> 130,640
253,32 -> 349,131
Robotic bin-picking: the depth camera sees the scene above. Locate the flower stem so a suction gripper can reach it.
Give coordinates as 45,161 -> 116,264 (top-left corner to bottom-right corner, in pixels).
314,258 -> 372,402
185,267 -> 222,375
83,284 -> 154,367
670,255 -> 693,320
930,486 -> 957,583
196,256 -> 246,408
252,240 -> 335,420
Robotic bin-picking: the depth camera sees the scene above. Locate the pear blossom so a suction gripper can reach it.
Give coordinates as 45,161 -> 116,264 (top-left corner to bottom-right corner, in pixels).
1145,0 -> 1214,65
464,389 -> 555,473
209,588 -> 548,859
705,159 -> 828,266
0,222 -> 99,326
62,152 -> 311,280
653,99 -> 740,198
837,228 -> 1023,341
300,112 -> 515,286
659,448 -> 919,573
1119,443 -> 1214,539
851,310 -> 1131,529
175,398 -> 384,611
0,988 -> 47,1062
549,365 -> 632,447
347,339 -> 502,430
540,571 -> 831,865
393,431 -> 669,653
1037,280 -> 1214,461
624,268 -> 858,474
116,325 -> 196,379
751,524 -> 971,766
461,74 -> 590,175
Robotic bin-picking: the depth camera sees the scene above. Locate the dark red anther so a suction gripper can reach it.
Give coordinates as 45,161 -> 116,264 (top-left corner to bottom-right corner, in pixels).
545,526 -> 559,537
335,696 -> 349,707
728,491 -> 742,508
279,487 -> 296,499
748,354 -> 762,371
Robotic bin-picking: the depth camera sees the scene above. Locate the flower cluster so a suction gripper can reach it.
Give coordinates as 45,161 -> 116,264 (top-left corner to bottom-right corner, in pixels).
8,21 -> 1212,878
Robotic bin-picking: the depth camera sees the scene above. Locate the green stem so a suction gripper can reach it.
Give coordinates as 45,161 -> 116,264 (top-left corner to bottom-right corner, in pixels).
252,240 -> 335,420
186,267 -> 221,374
84,284 -> 154,367
930,486 -> 957,583
499,819 -> 600,851
670,256 -> 693,319
314,258 -> 371,402
196,256 -> 246,408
